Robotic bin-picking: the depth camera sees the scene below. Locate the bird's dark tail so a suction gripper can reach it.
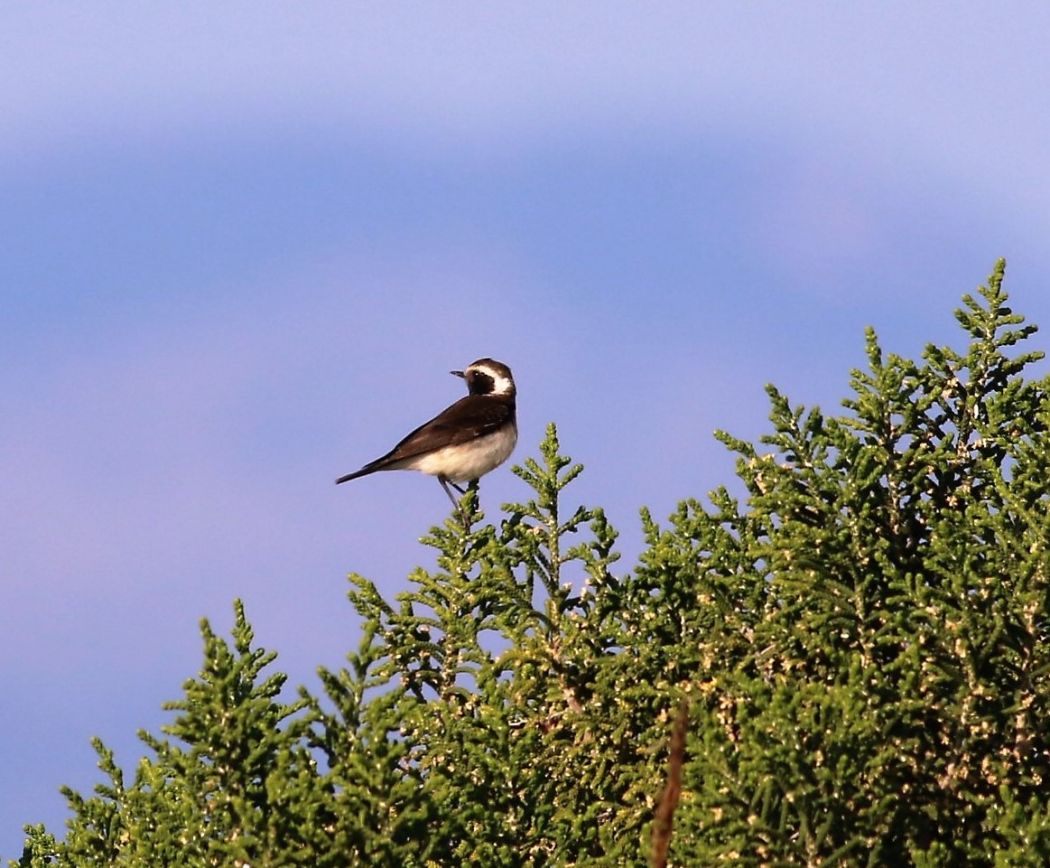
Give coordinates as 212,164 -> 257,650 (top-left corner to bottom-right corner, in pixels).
335,467 -> 373,485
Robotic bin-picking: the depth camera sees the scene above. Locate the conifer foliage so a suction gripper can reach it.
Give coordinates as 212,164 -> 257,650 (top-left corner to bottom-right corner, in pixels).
16,263 -> 1050,866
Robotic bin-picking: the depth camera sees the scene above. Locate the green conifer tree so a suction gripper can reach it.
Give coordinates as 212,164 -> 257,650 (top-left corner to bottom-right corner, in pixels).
661,261 -> 1050,864
17,602 -> 332,867
14,262 -> 1050,867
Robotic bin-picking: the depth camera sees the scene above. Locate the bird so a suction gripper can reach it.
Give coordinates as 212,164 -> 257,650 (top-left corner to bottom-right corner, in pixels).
335,358 -> 517,515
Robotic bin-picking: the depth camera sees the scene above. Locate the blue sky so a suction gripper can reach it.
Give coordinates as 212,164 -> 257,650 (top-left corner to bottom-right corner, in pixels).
3,3 -> 1050,856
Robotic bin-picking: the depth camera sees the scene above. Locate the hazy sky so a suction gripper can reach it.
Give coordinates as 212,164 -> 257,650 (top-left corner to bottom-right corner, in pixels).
3,4 -> 1050,856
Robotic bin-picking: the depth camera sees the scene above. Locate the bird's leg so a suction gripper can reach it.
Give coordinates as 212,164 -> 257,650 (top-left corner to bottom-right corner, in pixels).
438,477 -> 471,530
438,476 -> 460,508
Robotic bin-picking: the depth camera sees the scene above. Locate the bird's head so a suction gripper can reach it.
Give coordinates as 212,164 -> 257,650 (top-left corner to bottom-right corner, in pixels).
451,358 -> 515,397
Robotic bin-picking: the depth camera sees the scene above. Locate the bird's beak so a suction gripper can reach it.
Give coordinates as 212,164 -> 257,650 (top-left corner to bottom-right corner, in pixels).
450,370 -> 465,378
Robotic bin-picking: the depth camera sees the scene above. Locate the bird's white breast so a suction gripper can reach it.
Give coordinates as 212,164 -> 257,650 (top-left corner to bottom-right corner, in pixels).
406,424 -> 517,483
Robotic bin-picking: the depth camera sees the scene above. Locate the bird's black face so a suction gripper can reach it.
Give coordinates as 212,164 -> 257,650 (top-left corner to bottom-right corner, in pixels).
465,369 -> 495,395
451,358 -> 515,397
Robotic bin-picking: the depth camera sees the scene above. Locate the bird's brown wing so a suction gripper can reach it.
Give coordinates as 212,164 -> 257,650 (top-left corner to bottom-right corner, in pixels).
352,395 -> 514,476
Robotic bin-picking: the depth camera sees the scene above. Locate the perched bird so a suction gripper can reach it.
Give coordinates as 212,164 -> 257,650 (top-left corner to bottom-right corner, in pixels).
336,358 -> 517,512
